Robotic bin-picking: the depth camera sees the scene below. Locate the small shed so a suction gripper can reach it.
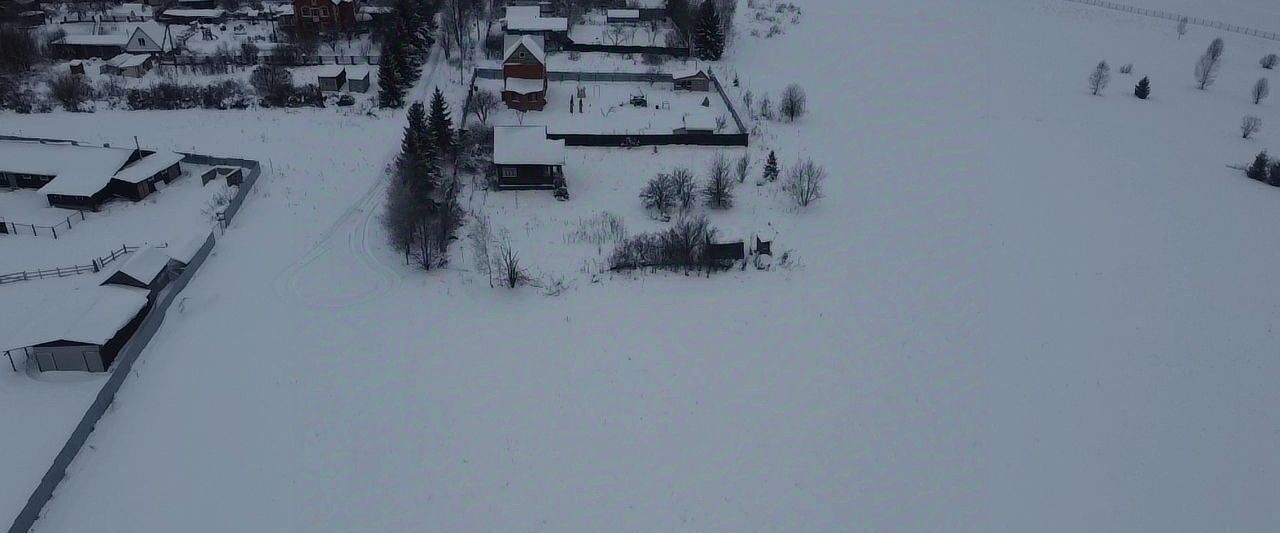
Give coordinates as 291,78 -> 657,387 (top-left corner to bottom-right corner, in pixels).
0,284 -> 151,373
107,150 -> 182,199
101,246 -> 186,293
672,66 -> 710,92
317,65 -> 347,92
101,52 -> 153,77
675,113 -> 717,134
345,66 -> 370,93
492,125 -> 566,190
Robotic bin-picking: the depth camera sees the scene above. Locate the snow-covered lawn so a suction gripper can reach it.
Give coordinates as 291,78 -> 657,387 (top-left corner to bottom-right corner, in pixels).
477,77 -> 733,134
1,0 -> 1279,530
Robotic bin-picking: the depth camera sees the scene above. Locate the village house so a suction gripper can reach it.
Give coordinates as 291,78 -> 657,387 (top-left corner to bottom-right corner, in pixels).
492,126 -> 566,190
0,140 -> 183,211
52,26 -> 165,59
503,5 -> 568,47
502,34 -> 548,111
291,0 -> 359,33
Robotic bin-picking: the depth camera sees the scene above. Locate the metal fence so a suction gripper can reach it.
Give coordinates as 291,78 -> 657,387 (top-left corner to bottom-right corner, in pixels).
1060,0 -> 1280,41
6,148 -> 262,533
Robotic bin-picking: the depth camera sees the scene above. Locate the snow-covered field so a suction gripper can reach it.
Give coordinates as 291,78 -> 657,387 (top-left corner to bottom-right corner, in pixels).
1,0 -> 1279,530
476,77 -> 733,134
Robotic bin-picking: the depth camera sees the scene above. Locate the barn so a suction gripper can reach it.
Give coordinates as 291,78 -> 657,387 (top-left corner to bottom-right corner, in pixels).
492,126 -> 565,189
0,140 -> 184,210
106,151 -> 184,201
0,283 -> 151,373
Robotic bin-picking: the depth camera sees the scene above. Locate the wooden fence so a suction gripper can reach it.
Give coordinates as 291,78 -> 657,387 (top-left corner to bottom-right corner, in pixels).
1060,0 -> 1280,41
0,211 -> 88,239
0,245 -> 136,285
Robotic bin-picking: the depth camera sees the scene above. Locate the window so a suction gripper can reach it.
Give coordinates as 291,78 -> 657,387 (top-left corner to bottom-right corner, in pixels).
502,167 -> 517,178
138,38 -> 145,45
319,7 -> 329,17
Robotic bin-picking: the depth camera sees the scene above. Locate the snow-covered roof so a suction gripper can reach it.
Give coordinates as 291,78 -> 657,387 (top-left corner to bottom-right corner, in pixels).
501,5 -> 537,19
162,8 -> 225,18
361,6 -> 394,14
60,33 -> 130,46
606,9 -> 640,18
504,77 -> 545,95
0,280 -> 151,353
346,66 -> 370,79
681,112 -> 718,131
494,126 -> 565,166
106,53 -> 151,69
272,4 -> 294,16
164,233 -> 211,264
0,141 -> 132,179
106,246 -> 176,287
672,66 -> 708,80
113,151 -> 182,183
316,65 -> 346,78
506,15 -> 568,32
503,34 -> 546,63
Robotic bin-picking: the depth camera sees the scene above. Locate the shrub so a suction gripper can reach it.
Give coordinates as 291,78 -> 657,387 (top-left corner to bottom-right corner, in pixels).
48,72 -> 91,111
608,215 -> 718,272
1263,54 -> 1278,70
779,83 -> 806,121
1247,151 -> 1269,181
785,158 -> 826,207
640,172 -> 675,215
250,65 -> 293,105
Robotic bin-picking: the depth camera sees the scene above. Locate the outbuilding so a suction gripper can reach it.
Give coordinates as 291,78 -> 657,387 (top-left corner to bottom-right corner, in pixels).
492,126 -> 566,189
317,65 -> 347,91
101,52 -> 154,77
346,66 -> 371,92
672,66 -> 710,92
606,9 -> 640,23
107,150 -> 183,199
0,284 -> 151,373
101,246 -> 186,294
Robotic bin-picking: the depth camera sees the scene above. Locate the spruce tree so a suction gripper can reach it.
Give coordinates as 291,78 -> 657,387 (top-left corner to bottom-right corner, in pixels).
378,41 -> 405,108
1247,151 -> 1269,181
693,0 -> 725,61
1134,76 -> 1150,99
427,87 -> 454,154
1269,161 -> 1280,186
762,150 -> 779,182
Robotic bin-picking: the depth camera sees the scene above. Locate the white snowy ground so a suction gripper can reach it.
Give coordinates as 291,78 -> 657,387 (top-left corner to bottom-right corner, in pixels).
1115,0 -> 1280,33
1,0 -> 1279,530
475,77 -> 732,134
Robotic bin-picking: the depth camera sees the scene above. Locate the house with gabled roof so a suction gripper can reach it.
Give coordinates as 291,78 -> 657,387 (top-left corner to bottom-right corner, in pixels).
502,34 -> 548,111
53,25 -> 167,59
492,126 -> 566,189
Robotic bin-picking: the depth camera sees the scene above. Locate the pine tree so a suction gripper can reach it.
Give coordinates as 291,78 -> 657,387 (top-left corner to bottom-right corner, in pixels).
1134,76 -> 1150,99
1247,151 -> 1269,181
693,0 -> 725,61
389,28 -> 419,86
1269,161 -> 1280,186
378,41 -> 405,108
427,87 -> 454,154
762,150 -> 779,182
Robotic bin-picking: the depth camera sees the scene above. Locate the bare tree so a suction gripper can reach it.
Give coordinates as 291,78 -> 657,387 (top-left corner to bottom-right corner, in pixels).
640,172 -> 675,215
0,24 -> 42,74
1253,78 -> 1270,104
670,167 -> 697,211
702,152 -> 735,209
1177,17 -> 1188,39
779,83 -> 806,121
1089,60 -> 1110,95
785,158 -> 826,207
758,93 -> 774,120
1242,116 -> 1262,139
470,89 -> 499,125
48,72 -> 91,112
469,214 -> 494,287
1195,51 -> 1221,90
1263,54 -> 1279,70
735,154 -> 750,183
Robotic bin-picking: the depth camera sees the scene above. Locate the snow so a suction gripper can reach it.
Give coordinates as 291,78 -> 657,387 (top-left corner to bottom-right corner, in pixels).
671,65 -> 707,80
2,0 -> 1280,530
502,76 -> 544,95
59,34 -> 130,47
476,77 -> 731,134
503,5 -> 540,21
493,126 -> 565,165
161,9 -> 226,18
108,246 -> 174,287
113,151 -> 182,184
606,9 -> 640,19
105,53 -> 150,70
315,65 -> 346,79
505,16 -> 568,33
0,141 -> 135,198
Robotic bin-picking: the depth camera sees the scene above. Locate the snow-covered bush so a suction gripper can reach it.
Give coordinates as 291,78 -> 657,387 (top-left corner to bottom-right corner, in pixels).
48,72 -> 91,112
640,172 -> 676,216
1263,54 -> 1279,70
1089,61 -> 1110,96
608,215 -> 719,273
251,65 -> 293,105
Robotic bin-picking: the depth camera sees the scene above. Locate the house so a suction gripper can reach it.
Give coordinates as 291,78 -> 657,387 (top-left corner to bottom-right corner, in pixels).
0,283 -> 151,373
606,9 -> 640,23
317,65 -> 347,91
156,8 -> 227,23
502,34 -> 548,111
0,140 -> 183,210
291,0 -> 359,33
174,0 -> 217,8
53,26 -> 165,59
508,0 -> 555,16
102,246 -> 186,294
503,5 -> 568,44
672,66 -> 710,91
492,126 -> 565,189
346,66 -> 371,92
101,53 -> 154,77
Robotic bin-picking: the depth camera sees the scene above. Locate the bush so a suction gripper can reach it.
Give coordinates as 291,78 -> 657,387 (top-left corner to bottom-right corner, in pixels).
608,215 -> 719,272
784,158 -> 826,207
250,65 -> 293,105
48,72 -> 91,111
640,172 -> 675,215
702,153 -> 735,209
1263,54 -> 1279,69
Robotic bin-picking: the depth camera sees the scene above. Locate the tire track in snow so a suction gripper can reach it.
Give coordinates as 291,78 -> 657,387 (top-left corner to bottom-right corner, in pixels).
272,47 -> 446,309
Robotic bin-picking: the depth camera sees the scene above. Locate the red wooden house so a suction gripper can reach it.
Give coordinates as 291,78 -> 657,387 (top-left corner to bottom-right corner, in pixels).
292,0 -> 359,33
502,35 -> 547,111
